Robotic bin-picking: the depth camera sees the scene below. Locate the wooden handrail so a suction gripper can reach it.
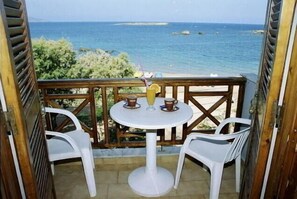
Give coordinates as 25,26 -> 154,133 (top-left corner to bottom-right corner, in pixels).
38,76 -> 246,148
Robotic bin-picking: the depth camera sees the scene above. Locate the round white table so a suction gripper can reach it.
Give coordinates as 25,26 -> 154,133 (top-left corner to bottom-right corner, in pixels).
110,97 -> 193,197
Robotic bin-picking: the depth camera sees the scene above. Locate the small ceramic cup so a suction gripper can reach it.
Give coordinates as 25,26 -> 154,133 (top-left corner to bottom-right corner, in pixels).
164,98 -> 178,111
126,95 -> 137,107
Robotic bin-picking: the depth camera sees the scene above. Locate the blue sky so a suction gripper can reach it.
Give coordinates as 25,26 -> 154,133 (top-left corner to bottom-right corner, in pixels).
26,0 -> 268,24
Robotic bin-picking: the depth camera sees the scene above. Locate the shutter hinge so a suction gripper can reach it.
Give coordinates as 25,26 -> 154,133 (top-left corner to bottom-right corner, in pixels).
249,93 -> 258,114
273,101 -> 283,129
3,106 -> 17,135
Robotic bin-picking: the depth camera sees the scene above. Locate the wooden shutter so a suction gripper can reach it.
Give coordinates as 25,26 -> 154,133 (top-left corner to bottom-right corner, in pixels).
0,0 -> 55,198
260,0 -> 282,100
241,0 -> 296,198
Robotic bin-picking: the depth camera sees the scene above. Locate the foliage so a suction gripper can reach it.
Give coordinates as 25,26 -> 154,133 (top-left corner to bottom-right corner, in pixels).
68,50 -> 136,79
32,38 -> 136,80
32,38 -> 76,79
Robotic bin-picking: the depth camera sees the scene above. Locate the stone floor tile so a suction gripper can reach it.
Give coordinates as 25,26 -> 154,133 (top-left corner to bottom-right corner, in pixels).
179,167 -> 210,182
107,183 -> 138,198
174,181 -> 209,196
95,171 -> 118,184
219,193 -> 239,199
95,184 -> 109,199
118,170 -> 130,184
220,179 -> 236,193
222,164 -> 236,180
55,184 -> 91,199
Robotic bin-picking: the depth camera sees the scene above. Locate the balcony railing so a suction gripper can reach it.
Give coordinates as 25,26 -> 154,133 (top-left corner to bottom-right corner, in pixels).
38,77 -> 246,148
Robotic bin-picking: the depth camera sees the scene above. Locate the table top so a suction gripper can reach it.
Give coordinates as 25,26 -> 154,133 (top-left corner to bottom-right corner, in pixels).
110,97 -> 193,129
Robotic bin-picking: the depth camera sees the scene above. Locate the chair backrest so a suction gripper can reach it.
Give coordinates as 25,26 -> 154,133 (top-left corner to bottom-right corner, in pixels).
214,117 -> 251,135
224,127 -> 250,163
214,118 -> 251,163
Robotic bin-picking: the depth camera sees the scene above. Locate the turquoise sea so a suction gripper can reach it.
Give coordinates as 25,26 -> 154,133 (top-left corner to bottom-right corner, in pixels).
29,22 -> 264,76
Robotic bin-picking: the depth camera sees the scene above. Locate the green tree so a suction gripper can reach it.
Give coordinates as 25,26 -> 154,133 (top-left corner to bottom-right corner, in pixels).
32,38 -> 76,79
33,39 -> 136,79
68,50 -> 136,79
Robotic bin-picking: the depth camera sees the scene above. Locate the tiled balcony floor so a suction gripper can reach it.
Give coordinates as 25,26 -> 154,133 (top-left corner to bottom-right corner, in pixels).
53,155 -> 239,199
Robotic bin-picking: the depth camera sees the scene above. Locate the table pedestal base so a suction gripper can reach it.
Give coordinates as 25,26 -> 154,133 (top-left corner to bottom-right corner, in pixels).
128,166 -> 174,197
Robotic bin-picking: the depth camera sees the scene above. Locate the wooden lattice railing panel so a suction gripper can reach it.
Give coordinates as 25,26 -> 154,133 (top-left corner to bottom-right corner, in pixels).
38,77 -> 246,148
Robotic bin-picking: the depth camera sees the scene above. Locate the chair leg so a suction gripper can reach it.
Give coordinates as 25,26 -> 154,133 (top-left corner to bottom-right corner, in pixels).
235,155 -> 241,192
81,150 -> 97,197
89,143 -> 95,169
174,150 -> 186,189
209,164 -> 224,199
51,162 -> 55,175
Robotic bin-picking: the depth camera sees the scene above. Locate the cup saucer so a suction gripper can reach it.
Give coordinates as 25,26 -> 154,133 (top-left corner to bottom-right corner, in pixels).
123,103 -> 141,109
160,105 -> 179,112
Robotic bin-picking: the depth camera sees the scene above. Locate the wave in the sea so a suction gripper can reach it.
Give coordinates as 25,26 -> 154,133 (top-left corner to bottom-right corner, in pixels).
114,22 -> 168,26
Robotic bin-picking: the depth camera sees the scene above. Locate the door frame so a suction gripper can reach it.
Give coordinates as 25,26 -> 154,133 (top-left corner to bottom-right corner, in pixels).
0,84 -> 23,198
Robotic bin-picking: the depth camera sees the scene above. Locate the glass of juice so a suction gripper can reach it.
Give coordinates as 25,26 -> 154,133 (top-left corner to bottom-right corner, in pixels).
146,87 -> 156,111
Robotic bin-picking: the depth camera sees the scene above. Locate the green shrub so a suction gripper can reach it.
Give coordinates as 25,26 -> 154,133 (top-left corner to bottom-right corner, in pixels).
68,50 -> 136,79
32,38 -> 76,79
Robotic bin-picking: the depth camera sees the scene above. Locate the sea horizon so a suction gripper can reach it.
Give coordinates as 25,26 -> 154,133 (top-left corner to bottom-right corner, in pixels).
29,21 -> 264,76
29,20 -> 264,25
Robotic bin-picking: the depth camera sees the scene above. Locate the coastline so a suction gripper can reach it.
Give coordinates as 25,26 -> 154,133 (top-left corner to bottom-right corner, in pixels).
136,70 -> 243,78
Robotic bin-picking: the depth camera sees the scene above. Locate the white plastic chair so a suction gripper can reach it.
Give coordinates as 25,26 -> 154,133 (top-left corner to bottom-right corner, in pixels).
45,107 -> 96,197
174,117 -> 251,199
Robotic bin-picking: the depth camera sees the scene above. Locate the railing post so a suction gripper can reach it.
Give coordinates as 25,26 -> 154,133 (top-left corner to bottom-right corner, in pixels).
89,87 -> 98,145
101,86 -> 109,147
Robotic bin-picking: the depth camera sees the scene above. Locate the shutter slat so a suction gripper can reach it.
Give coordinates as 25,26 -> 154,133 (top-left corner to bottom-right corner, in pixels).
263,73 -> 270,83
269,28 -> 278,37
7,17 -> 23,26
18,70 -> 30,92
273,0 -> 281,5
271,12 -> 279,21
33,138 -> 43,167
270,21 -> 279,29
266,48 -> 274,61
8,25 -> 25,36
12,42 -> 27,55
267,42 -> 275,53
15,56 -> 30,73
10,34 -> 26,45
265,56 -> 273,70
21,78 -> 34,106
265,53 -> 273,65
4,6 -> 22,17
3,0 -> 21,9
268,34 -> 276,45
262,82 -> 268,98
272,2 -> 281,12
14,49 -> 29,64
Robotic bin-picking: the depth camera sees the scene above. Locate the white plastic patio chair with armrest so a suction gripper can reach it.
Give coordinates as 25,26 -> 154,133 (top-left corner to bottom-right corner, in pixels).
174,117 -> 251,199
45,107 -> 96,197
